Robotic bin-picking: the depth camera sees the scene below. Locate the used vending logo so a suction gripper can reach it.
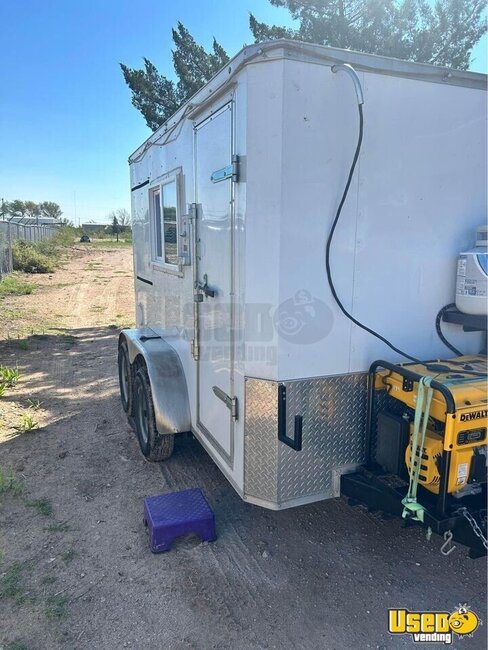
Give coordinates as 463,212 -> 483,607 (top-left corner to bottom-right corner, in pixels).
388,605 -> 480,644
273,290 -> 333,344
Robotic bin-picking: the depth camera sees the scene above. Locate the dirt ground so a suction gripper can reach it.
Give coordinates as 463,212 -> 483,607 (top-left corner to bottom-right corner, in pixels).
0,245 -> 486,650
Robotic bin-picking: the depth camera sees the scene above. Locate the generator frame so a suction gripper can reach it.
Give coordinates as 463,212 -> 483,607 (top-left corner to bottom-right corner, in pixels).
341,359 -> 487,558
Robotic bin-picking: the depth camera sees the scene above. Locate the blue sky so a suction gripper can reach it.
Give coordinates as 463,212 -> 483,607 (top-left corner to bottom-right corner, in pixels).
0,1 -> 486,225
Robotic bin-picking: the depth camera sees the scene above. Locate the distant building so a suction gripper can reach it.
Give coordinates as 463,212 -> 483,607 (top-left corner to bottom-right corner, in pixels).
81,223 -> 109,234
81,222 -> 131,234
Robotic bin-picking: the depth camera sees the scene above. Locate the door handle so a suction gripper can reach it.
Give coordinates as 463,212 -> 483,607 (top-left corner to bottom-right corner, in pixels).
195,273 -> 216,299
277,383 -> 303,451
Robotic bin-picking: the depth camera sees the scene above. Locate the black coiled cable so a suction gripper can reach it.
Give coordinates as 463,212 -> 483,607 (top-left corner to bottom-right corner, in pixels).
435,303 -> 463,356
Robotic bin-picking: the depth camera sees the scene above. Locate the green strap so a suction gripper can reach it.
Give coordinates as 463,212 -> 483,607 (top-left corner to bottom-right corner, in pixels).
402,376 -> 434,523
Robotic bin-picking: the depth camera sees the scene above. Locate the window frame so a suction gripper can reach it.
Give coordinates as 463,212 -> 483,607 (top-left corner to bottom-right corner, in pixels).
149,171 -> 182,273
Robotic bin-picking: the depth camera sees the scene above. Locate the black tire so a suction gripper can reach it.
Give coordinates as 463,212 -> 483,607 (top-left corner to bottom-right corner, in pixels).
132,366 -> 175,461
118,341 -> 133,415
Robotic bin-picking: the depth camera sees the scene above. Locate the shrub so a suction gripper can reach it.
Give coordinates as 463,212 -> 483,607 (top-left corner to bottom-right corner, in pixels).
12,241 -> 57,273
37,227 -> 77,253
12,226 -> 80,273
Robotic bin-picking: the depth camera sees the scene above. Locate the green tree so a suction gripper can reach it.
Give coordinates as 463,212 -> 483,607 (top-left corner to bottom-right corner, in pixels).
23,201 -> 40,221
250,0 -> 487,70
5,200 -> 41,222
120,22 -> 229,131
39,201 -> 63,220
110,215 -> 121,242
6,200 -> 27,219
3,200 -> 64,223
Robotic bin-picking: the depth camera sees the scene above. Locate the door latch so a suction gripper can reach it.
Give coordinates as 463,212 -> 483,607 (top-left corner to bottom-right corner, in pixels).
194,273 -> 216,301
213,386 -> 238,420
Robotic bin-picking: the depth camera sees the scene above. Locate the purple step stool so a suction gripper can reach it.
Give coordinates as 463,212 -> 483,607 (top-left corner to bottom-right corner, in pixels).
143,488 -> 217,553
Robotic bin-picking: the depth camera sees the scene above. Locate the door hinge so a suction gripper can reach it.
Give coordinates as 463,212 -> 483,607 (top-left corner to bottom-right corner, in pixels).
213,386 -> 238,420
189,202 -> 198,220
191,339 -> 199,360
231,154 -> 239,182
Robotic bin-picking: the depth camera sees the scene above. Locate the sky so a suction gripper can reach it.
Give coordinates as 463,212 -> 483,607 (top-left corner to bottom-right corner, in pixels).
0,0 -> 486,225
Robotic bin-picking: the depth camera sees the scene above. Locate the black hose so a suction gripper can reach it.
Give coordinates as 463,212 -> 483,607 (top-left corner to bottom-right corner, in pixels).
325,104 -> 421,363
435,303 -> 463,356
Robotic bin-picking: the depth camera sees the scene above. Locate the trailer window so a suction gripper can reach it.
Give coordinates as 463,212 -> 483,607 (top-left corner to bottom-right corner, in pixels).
162,180 -> 178,265
152,189 -> 163,260
151,178 -> 179,267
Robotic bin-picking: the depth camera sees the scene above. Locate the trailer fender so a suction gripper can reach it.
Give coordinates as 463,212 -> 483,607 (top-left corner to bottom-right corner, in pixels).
119,329 -> 191,436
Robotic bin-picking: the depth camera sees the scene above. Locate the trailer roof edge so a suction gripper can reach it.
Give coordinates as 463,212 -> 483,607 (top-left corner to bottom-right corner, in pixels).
129,39 -> 487,164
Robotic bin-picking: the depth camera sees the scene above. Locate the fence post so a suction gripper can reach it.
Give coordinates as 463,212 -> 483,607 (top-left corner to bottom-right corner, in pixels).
8,221 -> 13,273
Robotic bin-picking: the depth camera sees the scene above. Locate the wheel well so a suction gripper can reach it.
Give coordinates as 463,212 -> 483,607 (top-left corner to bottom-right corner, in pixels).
117,330 -> 191,435
118,333 -> 127,348
119,336 -> 146,391
119,334 -> 145,372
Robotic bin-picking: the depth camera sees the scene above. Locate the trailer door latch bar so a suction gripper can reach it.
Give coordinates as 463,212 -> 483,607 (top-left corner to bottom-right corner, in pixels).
277,384 -> 303,451
213,386 -> 238,420
210,155 -> 239,183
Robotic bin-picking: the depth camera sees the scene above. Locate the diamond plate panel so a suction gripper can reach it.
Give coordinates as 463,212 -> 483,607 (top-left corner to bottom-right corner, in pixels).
244,373 -> 368,507
243,379 -> 279,502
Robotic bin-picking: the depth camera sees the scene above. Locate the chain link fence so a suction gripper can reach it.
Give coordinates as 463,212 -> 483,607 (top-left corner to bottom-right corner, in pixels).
0,221 -> 57,278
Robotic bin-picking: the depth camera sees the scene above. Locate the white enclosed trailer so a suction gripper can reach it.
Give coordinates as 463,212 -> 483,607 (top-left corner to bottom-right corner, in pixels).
120,40 -> 487,510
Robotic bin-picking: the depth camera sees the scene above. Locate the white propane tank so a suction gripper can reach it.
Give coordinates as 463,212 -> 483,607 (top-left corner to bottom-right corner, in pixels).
455,225 -> 488,316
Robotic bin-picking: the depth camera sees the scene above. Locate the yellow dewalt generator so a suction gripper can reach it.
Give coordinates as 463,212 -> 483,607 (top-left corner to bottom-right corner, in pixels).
341,354 -> 487,558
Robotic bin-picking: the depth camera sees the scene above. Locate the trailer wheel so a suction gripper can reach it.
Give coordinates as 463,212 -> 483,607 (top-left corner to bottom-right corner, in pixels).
118,340 -> 133,415
133,366 -> 175,461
